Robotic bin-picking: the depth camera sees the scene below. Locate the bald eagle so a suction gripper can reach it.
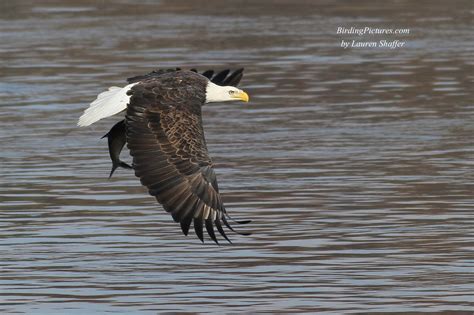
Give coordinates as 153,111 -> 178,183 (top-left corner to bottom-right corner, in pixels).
78,68 -> 251,244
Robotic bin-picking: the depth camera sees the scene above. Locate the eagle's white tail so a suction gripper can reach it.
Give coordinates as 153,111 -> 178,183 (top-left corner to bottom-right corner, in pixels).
77,83 -> 138,127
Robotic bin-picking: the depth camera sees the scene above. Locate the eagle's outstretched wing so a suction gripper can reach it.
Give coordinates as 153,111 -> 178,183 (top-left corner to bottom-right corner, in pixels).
125,79 -> 249,244
127,68 -> 244,86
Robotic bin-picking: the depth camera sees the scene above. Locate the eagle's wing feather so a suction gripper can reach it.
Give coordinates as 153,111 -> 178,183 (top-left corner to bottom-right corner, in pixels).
223,68 -> 244,86
211,69 -> 230,84
127,68 -> 245,86
126,81 -> 248,244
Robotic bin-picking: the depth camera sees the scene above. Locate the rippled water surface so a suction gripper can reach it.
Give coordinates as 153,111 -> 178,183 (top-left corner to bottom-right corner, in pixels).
1,0 -> 473,314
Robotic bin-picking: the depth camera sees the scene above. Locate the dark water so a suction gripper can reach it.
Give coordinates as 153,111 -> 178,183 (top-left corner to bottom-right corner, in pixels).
1,1 -> 473,314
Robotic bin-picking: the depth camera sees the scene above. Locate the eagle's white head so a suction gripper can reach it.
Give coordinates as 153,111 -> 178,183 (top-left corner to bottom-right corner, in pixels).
205,81 -> 249,103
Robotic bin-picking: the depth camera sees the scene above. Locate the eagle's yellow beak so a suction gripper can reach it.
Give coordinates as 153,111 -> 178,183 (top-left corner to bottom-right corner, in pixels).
235,90 -> 249,102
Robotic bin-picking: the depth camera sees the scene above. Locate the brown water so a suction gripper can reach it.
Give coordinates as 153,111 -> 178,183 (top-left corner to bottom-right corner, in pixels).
1,1 -> 473,314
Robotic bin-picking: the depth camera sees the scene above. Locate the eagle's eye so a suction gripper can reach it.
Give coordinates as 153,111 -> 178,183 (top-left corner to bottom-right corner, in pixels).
228,90 -> 235,95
